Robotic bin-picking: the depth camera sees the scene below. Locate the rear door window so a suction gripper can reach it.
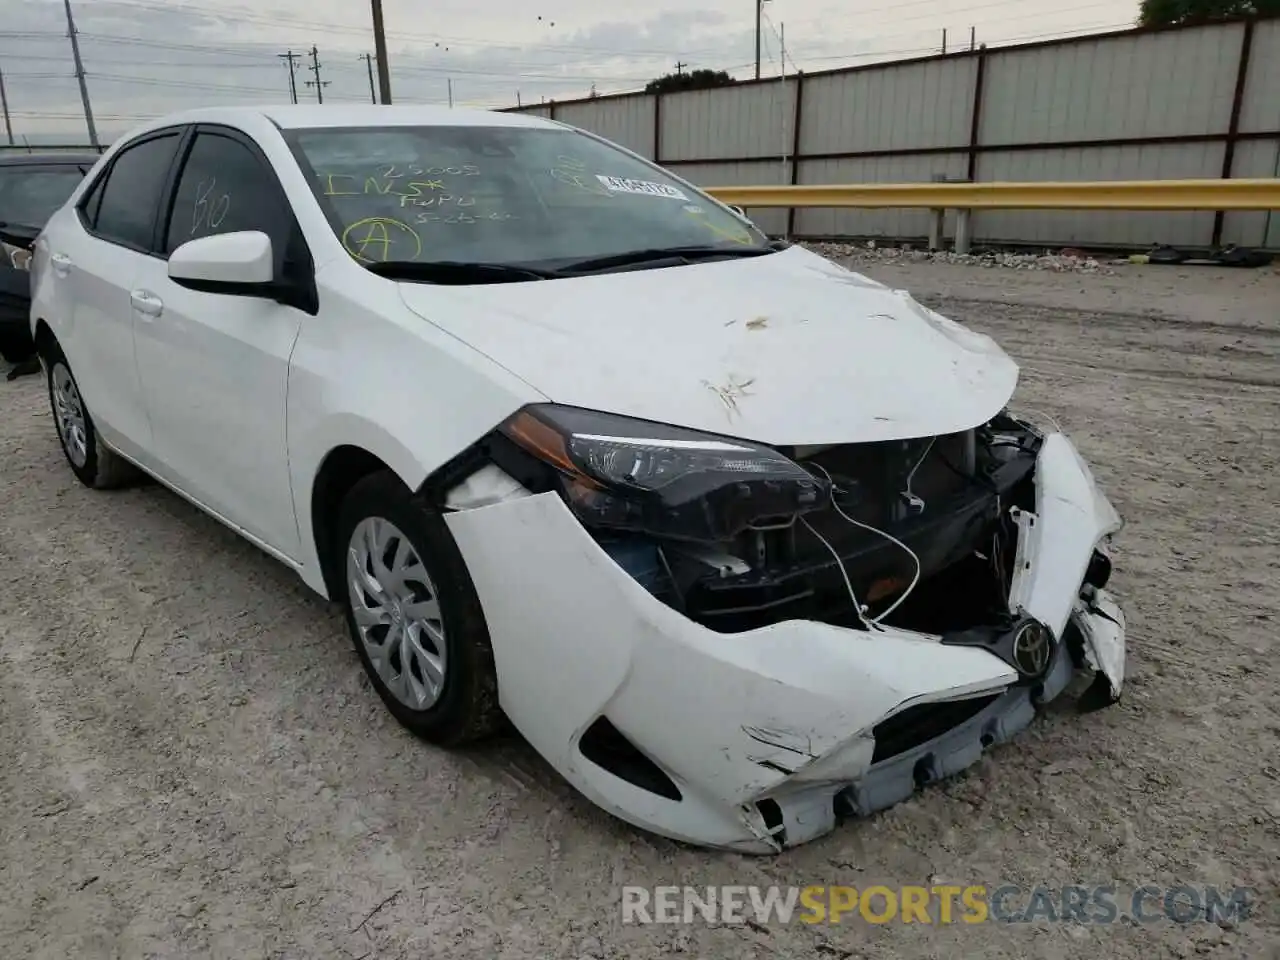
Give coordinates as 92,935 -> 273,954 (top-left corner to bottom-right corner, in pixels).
92,133 -> 183,251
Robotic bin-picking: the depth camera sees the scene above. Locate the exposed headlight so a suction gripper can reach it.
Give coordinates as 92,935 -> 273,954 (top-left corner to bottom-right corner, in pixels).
498,404 -> 831,541
3,241 -> 30,271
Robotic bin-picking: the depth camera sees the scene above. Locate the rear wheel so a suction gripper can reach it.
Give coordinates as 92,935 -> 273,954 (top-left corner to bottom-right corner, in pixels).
334,470 -> 501,746
44,342 -> 136,489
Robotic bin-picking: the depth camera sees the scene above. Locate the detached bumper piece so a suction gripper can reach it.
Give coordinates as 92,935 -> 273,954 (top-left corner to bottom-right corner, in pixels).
755,586 -> 1118,851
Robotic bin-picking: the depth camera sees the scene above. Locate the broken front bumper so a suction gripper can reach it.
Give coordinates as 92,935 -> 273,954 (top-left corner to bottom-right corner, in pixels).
444,432 -> 1126,853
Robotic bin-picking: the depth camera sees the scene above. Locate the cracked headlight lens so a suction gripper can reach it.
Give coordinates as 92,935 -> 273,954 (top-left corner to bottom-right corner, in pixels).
499,403 -> 831,542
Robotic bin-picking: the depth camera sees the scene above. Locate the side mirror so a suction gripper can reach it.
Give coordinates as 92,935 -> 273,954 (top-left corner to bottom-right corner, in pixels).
168,230 -> 274,294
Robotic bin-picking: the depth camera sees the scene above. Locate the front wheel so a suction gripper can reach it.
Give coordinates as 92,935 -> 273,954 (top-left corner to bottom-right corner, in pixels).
334,470 -> 501,746
44,342 -> 136,489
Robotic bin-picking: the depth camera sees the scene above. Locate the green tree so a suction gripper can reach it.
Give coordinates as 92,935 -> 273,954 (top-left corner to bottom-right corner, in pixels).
1138,0 -> 1279,26
644,69 -> 736,94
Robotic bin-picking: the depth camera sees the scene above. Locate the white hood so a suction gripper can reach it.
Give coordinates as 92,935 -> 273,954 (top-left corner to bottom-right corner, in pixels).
397,245 -> 1018,446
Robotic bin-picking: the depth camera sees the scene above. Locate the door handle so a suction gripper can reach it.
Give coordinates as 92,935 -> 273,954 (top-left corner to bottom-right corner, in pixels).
129,289 -> 164,318
50,252 -> 71,276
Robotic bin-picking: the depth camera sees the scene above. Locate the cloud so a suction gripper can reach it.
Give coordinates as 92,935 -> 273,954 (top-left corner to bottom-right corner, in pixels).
0,0 -> 1137,142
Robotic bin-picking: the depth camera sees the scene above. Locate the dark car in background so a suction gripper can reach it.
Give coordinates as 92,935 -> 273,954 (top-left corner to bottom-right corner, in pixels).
0,153 -> 99,365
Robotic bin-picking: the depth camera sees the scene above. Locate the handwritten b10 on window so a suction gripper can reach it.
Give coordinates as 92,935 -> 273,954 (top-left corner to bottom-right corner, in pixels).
191,178 -> 230,235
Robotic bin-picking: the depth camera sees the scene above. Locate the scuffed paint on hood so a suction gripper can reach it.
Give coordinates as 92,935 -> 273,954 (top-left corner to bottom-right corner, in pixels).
398,244 -> 1018,445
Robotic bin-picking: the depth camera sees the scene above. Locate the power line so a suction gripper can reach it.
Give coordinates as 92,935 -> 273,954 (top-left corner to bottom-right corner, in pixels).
0,73 -> 73,81
5,109 -> 155,122
0,46 -> 646,84
5,28 -> 680,73
305,45 -> 329,104
2,29 -> 675,82
86,73 -> 287,96
0,53 -> 286,68
86,0 -> 702,58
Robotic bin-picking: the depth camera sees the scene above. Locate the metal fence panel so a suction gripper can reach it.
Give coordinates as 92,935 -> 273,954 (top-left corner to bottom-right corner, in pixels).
1220,138 -> 1280,246
973,142 -> 1224,247
979,24 -> 1243,145
799,57 -> 976,155
1240,19 -> 1280,133
555,95 -> 656,158
660,82 -> 796,162
793,152 -> 969,239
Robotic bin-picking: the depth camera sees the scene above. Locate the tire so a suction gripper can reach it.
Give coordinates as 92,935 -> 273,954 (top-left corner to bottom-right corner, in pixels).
334,470 -> 501,746
43,341 -> 137,489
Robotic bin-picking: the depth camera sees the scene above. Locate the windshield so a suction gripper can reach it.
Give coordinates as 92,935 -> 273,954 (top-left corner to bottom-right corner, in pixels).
0,165 -> 87,227
287,124 -> 769,271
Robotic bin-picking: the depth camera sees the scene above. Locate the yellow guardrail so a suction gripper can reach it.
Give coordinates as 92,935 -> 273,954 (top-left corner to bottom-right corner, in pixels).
704,178 -> 1280,210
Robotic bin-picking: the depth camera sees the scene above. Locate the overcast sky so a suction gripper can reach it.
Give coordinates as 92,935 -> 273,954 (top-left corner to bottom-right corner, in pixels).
0,0 -> 1140,142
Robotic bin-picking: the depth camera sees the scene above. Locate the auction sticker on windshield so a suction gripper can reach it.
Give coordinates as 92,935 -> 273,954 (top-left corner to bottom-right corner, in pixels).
596,175 -> 689,200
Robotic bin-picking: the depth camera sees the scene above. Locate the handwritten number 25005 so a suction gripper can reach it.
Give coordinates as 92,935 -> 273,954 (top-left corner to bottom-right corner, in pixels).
191,178 -> 230,235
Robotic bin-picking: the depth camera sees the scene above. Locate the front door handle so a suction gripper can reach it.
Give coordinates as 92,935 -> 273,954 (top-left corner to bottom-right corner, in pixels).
129,289 -> 164,318
50,252 -> 71,276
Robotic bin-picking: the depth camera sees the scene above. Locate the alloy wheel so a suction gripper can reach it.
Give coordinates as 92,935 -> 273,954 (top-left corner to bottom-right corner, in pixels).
346,516 -> 448,710
51,362 -> 88,468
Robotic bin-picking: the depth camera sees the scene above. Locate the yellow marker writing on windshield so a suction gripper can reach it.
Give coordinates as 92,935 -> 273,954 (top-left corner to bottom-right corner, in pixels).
341,217 -> 422,263
322,173 -> 361,196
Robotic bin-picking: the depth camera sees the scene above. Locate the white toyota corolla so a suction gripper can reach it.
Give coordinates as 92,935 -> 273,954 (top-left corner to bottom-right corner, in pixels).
30,105 -> 1126,853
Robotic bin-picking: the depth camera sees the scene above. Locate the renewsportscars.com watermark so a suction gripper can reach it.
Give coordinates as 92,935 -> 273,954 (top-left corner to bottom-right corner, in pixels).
621,884 -> 1257,926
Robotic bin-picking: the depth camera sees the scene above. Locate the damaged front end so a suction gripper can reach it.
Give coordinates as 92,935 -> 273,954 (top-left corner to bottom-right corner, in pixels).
436,403 -> 1126,853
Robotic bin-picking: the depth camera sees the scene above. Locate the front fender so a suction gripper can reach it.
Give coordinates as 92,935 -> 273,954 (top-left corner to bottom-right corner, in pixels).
285,276 -> 545,596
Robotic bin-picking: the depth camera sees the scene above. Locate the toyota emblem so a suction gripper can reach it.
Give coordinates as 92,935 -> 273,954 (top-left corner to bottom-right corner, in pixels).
1012,621 -> 1053,678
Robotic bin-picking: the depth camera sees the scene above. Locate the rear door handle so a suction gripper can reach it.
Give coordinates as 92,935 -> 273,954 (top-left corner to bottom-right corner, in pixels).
129,289 -> 164,318
50,253 -> 71,276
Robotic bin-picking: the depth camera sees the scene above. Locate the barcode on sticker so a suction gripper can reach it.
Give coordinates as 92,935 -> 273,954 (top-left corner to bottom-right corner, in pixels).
596,175 -> 688,200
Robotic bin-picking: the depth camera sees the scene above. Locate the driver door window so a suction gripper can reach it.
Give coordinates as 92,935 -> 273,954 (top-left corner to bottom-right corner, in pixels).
164,132 -> 290,256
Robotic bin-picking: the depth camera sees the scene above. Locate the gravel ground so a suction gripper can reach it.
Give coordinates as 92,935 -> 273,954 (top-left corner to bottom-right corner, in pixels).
2,256 -> 1278,959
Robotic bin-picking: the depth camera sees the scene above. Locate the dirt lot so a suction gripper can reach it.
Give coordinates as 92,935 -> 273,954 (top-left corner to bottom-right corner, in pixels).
2,257 -> 1278,959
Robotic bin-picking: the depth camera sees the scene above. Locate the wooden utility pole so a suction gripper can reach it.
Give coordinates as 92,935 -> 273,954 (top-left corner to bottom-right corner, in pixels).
371,0 -> 393,104
754,0 -> 763,79
360,53 -> 378,103
62,0 -> 97,148
278,49 -> 301,103
0,65 -> 13,145
305,45 -> 329,103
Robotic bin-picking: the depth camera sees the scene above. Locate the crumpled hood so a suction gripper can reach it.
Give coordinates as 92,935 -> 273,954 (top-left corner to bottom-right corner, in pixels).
396,244 -> 1018,445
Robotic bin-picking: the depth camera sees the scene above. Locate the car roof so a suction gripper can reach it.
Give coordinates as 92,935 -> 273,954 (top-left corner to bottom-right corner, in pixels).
0,152 -> 100,167
116,104 -> 561,138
